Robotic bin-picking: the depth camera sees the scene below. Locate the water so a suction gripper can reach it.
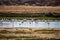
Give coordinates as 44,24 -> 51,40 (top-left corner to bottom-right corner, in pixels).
0,20 -> 60,28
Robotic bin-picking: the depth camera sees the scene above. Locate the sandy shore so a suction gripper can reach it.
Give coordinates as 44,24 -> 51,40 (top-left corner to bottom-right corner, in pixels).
0,28 -> 60,40
0,28 -> 60,38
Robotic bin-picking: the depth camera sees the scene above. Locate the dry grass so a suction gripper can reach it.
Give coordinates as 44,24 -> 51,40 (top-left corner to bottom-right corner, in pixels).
0,6 -> 60,13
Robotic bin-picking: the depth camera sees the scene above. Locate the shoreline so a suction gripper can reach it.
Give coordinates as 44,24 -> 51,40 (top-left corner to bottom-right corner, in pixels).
0,20 -> 60,22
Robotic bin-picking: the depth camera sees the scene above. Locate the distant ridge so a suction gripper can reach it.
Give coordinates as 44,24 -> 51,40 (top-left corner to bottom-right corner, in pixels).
0,0 -> 60,6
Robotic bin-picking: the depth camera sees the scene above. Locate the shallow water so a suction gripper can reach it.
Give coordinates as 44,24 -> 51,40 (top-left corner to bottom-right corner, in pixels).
0,21 -> 60,28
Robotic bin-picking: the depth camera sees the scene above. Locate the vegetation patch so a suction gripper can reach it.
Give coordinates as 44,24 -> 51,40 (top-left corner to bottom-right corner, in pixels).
0,35 -> 36,39
0,35 -> 60,40
0,12 -> 60,20
34,30 -> 60,34
0,30 -> 12,34
0,30 -> 32,34
14,30 -> 32,34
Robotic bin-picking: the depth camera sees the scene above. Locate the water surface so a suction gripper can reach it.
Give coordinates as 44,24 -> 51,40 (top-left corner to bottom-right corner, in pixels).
0,21 -> 60,28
